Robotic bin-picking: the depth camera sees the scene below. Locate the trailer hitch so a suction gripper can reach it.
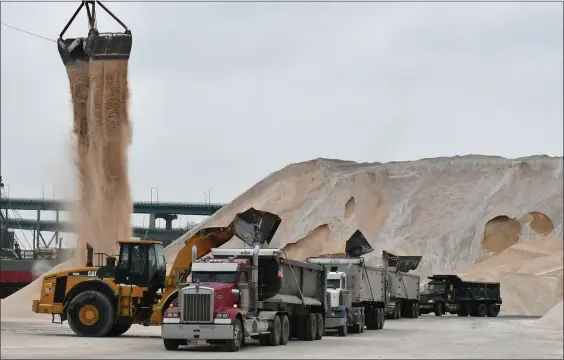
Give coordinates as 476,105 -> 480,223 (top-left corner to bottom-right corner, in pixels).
57,1 -> 133,65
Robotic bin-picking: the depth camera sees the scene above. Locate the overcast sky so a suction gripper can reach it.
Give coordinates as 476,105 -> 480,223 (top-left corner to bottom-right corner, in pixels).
1,1 -> 562,211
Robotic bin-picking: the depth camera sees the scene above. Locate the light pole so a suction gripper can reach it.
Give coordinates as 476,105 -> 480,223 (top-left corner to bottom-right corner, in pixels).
150,187 -> 159,203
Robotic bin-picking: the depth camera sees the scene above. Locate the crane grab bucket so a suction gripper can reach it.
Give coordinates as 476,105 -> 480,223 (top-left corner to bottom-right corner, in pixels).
57,1 -> 132,65
233,208 -> 282,247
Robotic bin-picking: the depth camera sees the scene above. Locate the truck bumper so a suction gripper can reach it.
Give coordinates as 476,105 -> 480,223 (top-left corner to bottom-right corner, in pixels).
325,317 -> 346,328
162,323 -> 234,340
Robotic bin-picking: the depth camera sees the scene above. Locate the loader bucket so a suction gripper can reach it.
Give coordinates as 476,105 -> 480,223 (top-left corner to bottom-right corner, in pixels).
383,250 -> 422,272
234,208 -> 282,247
345,230 -> 374,257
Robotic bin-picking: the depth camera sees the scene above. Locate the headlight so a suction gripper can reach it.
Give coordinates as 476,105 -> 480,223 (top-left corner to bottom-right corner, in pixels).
216,312 -> 229,319
429,300 -> 435,303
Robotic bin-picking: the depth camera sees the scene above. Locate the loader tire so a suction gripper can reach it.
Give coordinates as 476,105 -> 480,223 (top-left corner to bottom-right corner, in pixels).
108,317 -> 133,337
67,290 -> 115,337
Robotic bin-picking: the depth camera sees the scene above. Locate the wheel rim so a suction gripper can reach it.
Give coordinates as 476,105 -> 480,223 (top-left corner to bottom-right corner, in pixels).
78,304 -> 99,326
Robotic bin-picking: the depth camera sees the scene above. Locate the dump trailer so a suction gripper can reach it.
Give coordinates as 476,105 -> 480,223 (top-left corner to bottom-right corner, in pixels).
31,208 -> 281,337
384,251 -> 422,319
419,275 -> 502,317
161,246 -> 327,352
306,230 -> 388,337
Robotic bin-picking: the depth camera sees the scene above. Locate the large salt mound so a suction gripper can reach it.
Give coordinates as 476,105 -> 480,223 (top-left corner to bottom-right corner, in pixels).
166,155 -> 562,282
458,235 -> 563,316
537,300 -> 563,329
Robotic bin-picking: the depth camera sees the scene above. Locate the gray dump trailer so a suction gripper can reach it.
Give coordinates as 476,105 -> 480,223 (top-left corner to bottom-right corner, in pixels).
384,251 -> 422,319
162,246 -> 327,352
307,230 -> 388,336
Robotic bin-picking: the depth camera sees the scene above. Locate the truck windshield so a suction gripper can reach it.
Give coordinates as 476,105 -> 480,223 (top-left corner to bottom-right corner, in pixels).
427,283 -> 446,291
327,279 -> 341,289
192,272 -> 236,283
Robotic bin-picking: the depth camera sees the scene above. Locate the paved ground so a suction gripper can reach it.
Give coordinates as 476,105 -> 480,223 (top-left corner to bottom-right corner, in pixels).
1,315 -> 562,359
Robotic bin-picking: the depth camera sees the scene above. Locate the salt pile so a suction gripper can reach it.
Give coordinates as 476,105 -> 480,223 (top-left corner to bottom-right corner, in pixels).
3,155 -> 562,319
459,235 -> 563,316
536,300 -> 564,329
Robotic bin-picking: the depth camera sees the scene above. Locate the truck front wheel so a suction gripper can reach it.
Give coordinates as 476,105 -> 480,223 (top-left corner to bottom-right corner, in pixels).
434,303 -> 443,317
225,319 -> 243,352
163,339 -> 181,351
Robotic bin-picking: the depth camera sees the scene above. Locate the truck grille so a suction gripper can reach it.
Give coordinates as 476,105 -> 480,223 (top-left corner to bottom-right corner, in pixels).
181,287 -> 213,323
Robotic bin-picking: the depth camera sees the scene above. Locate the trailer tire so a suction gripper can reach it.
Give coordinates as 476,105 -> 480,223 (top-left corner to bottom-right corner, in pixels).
314,313 -> 324,340
394,303 -> 400,319
67,290 -> 115,337
374,309 -> 381,330
476,303 -> 488,317
163,339 -> 181,351
411,303 -> 417,319
360,312 -> 365,333
414,303 -> 419,318
225,318 -> 243,352
487,304 -> 500,317
279,314 -> 290,345
303,313 -> 317,341
267,314 -> 282,346
379,309 -> 385,330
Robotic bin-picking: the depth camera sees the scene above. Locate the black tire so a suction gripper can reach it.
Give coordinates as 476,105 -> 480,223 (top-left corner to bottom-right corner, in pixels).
476,303 -> 488,317
360,312 -> 365,333
280,314 -> 290,345
411,303 -> 417,319
379,309 -> 385,330
108,317 -> 133,337
365,309 -> 374,329
434,303 -> 443,317
304,313 -> 317,341
225,318 -> 244,352
337,324 -> 348,337
163,339 -> 181,350
314,313 -> 323,340
268,314 -> 282,346
487,304 -> 500,317
396,304 -> 401,319
67,290 -> 115,337
374,309 -> 382,330
414,304 -> 419,318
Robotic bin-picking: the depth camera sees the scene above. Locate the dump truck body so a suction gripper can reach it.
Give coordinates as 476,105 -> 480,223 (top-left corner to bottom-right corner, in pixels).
419,274 -> 502,317
162,246 -> 327,352
307,257 -> 388,336
385,269 -> 421,319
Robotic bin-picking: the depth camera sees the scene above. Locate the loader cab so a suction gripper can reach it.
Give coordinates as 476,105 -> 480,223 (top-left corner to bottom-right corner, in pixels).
115,240 -> 166,289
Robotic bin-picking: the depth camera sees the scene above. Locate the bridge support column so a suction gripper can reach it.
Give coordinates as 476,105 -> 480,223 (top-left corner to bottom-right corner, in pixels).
155,213 -> 178,230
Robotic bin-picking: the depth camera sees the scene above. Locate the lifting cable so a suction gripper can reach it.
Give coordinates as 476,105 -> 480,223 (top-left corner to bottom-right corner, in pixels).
1,22 -> 56,43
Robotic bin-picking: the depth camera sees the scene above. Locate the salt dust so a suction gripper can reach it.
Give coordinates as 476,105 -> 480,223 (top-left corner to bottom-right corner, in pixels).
1,58 -> 132,319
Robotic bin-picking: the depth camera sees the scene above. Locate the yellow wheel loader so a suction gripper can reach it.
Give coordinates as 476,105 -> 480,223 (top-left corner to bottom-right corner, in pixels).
31,208 -> 281,337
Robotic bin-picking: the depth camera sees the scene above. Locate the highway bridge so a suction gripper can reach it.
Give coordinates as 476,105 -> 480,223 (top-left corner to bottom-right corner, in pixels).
2,218 -> 186,244
0,198 -> 226,216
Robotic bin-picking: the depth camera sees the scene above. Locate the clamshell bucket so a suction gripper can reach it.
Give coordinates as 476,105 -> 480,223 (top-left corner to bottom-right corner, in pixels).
345,230 -> 374,257
382,250 -> 422,273
57,1 -> 132,65
233,208 -> 282,247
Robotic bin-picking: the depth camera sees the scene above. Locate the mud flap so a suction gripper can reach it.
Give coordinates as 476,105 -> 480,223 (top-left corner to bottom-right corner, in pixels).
233,208 -> 282,247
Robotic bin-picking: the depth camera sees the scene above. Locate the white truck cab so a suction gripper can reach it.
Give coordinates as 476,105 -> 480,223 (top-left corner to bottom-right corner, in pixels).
327,271 -> 347,309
